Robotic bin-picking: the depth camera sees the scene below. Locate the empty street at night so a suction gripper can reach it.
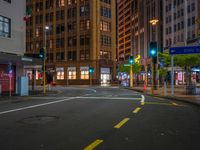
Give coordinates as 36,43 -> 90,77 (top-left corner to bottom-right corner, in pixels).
0,87 -> 200,150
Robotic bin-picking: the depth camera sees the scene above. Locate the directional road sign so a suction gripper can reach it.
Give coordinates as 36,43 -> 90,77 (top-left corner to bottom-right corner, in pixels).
169,46 -> 200,55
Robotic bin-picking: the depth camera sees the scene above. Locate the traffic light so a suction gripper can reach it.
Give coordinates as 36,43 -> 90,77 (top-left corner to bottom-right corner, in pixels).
39,48 -> 45,59
149,41 -> 158,58
89,67 -> 94,74
129,56 -> 134,65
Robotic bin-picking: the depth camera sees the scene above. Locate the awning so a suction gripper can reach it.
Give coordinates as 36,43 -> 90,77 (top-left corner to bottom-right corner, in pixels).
0,52 -> 42,66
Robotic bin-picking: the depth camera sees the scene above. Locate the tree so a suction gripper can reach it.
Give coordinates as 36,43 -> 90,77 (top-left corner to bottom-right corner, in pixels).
159,51 -> 200,85
118,63 -> 141,74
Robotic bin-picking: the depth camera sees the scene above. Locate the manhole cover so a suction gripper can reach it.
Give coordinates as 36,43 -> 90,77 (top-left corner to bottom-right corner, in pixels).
19,115 -> 59,125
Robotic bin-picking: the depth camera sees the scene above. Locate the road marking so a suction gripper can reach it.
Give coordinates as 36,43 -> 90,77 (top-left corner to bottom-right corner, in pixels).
77,97 -> 142,101
141,95 -> 145,105
114,118 -> 130,129
144,102 -> 184,107
0,97 -> 76,115
172,102 -> 178,106
133,107 -> 141,113
84,139 -> 103,150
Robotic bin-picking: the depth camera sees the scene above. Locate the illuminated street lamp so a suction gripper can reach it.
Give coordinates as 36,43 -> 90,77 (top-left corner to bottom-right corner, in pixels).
149,18 -> 159,94
43,25 -> 49,95
149,18 -> 159,26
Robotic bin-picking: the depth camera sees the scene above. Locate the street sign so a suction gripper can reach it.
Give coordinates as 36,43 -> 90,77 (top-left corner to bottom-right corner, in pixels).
124,64 -> 130,67
169,46 -> 200,55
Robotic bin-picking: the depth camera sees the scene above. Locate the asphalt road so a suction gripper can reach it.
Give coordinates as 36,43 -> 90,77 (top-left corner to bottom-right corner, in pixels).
0,86 -> 200,150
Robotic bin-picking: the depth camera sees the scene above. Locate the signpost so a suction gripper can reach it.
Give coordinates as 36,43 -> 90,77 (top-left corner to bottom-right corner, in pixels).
169,46 -> 200,96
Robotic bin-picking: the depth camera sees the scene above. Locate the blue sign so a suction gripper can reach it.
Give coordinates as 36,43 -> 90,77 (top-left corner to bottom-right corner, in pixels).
169,46 -> 200,55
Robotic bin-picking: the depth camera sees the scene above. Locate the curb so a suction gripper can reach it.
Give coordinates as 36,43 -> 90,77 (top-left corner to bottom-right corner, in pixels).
125,87 -> 200,107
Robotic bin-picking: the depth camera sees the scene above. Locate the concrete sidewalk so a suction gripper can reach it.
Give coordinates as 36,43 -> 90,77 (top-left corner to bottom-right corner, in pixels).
129,85 -> 200,106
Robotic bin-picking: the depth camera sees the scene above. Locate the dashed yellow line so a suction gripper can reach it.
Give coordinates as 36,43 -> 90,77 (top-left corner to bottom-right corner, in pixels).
133,107 -> 141,113
172,102 -> 178,106
114,118 -> 130,129
141,102 -> 145,106
84,139 -> 103,150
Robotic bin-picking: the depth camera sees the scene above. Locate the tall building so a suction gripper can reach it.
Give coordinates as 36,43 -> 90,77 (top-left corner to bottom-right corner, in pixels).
117,0 -> 132,62
131,0 -> 163,67
163,0 -> 200,48
0,0 -> 27,95
117,0 -> 163,82
26,0 -> 116,85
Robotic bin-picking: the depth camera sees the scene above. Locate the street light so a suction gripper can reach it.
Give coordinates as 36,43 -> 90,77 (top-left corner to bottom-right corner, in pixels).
43,25 -> 49,95
149,18 -> 159,94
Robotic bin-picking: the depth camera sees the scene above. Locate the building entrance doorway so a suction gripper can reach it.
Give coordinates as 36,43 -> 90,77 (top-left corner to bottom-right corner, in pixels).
100,68 -> 111,86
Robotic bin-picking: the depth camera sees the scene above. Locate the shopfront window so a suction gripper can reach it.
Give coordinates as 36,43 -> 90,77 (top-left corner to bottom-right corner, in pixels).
80,67 -> 89,79
56,67 -> 64,80
68,67 -> 76,79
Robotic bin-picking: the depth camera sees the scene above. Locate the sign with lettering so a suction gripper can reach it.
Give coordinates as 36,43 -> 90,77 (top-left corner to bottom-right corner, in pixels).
169,46 -> 200,55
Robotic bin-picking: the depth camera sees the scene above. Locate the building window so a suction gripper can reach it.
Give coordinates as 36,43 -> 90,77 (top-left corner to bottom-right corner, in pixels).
56,52 -> 64,60
80,50 -> 89,60
100,0 -> 111,4
68,37 -> 76,47
56,0 -> 65,7
80,67 -> 89,79
80,20 -> 90,31
0,15 -> 11,38
68,51 -> 76,61
80,5 -> 89,16
80,35 -> 90,45
100,6 -> 111,18
100,21 -> 111,32
68,7 -> 76,18
68,22 -> 76,32
56,67 -> 64,80
101,35 -> 111,47
68,67 -> 76,79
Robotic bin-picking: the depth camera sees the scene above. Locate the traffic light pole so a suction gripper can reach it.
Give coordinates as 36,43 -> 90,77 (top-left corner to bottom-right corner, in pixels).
90,73 -> 92,86
130,64 -> 133,88
151,62 -> 154,95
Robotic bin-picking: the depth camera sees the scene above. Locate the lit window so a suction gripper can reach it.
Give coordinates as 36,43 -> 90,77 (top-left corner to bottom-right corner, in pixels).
80,67 -> 89,79
56,67 -> 64,80
68,67 -> 76,79
36,28 -> 39,37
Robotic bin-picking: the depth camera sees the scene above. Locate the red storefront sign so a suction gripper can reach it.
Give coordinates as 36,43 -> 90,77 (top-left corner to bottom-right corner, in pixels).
0,64 -> 16,94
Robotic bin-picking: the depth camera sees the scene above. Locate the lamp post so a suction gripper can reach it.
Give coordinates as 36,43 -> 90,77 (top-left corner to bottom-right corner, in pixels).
149,18 -> 159,94
43,26 -> 49,95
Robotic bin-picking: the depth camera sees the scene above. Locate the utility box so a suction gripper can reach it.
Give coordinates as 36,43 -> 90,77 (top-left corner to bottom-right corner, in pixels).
18,76 -> 29,96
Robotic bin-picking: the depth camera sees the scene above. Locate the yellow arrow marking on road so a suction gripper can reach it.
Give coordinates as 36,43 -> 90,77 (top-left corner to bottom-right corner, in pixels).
84,139 -> 103,150
114,118 -> 130,129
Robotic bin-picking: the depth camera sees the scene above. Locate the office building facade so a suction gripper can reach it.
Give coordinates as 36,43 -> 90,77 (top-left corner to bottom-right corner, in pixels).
26,0 -> 116,85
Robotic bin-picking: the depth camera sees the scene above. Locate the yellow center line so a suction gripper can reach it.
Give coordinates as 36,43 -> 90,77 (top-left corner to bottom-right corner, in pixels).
172,102 -> 178,106
141,102 -> 145,106
114,118 -> 130,129
133,107 -> 141,113
83,139 -> 103,150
